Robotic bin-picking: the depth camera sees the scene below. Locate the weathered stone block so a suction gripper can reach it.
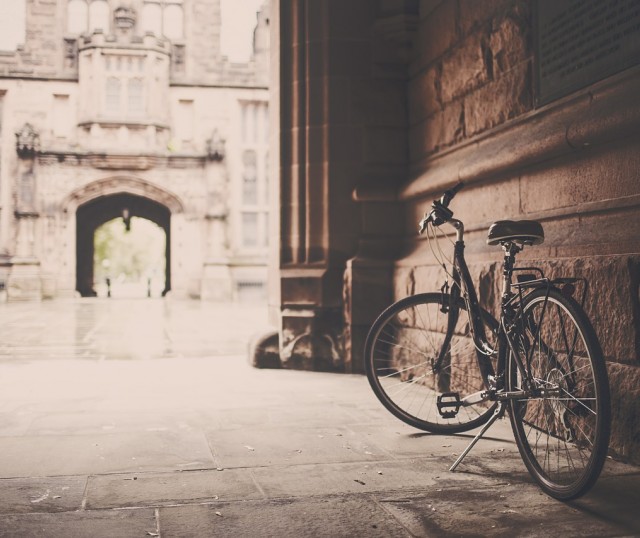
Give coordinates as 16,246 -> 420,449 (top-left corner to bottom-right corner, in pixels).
608,362 -> 640,463
464,61 -> 532,137
489,7 -> 531,75
412,1 -> 457,70
519,139 -> 640,216
458,0 -> 518,37
280,306 -> 343,372
411,99 -> 464,157
533,256 -> 639,365
440,32 -> 489,103
249,330 -> 282,369
409,65 -> 441,121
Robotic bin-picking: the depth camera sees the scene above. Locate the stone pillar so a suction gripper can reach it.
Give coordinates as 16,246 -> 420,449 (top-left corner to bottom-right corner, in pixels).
201,213 -> 233,300
342,0 -> 418,372
277,0 -> 407,371
276,0 -> 354,370
272,0 -> 417,372
201,135 -> 233,301
8,124 -> 42,301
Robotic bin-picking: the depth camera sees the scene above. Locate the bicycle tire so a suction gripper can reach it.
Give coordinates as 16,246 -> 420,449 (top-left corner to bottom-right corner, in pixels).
507,287 -> 611,500
365,292 -> 498,434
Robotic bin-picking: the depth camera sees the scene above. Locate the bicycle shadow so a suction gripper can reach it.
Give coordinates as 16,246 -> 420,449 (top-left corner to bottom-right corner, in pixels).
568,470 -> 640,534
407,432 -> 516,444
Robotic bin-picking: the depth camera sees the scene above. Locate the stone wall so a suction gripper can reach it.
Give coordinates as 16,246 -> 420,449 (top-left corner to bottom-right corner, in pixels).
409,0 -> 532,160
396,0 -> 640,463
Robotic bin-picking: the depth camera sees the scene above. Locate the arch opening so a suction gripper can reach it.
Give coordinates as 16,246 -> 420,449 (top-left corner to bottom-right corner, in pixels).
94,217 -> 166,298
76,193 -> 171,297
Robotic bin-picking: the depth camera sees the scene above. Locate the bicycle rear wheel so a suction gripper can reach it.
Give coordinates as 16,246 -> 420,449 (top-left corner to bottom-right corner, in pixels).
365,293 -> 498,434
508,288 -> 610,500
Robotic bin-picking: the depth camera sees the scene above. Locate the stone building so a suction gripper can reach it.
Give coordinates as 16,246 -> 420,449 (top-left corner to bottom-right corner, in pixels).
0,0 -> 270,301
267,1 -> 640,463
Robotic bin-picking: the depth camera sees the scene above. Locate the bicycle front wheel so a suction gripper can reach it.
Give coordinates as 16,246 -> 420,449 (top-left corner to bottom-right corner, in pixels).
365,293 -> 498,434
508,288 -> 610,500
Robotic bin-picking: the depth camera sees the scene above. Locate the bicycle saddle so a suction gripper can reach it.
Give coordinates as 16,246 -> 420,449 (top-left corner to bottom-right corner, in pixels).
487,220 -> 544,246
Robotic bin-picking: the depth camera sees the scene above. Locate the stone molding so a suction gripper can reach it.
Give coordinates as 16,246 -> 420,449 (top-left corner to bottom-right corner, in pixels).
37,151 -> 206,170
61,176 -> 185,214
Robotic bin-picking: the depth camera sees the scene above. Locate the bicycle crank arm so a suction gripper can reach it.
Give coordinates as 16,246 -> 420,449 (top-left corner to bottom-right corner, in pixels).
494,390 -> 529,401
461,390 -> 490,406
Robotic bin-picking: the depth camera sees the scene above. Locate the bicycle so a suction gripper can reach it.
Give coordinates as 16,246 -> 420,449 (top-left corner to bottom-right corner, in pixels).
364,183 -> 611,500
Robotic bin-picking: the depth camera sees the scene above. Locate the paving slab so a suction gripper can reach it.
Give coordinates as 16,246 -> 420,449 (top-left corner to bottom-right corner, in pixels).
0,508 -> 158,538
213,403 -> 366,430
569,471 -> 640,536
376,479 -> 632,537
0,430 -> 214,478
158,497 -> 409,538
0,476 -> 86,515
85,469 -> 263,509
205,424 -> 390,468
249,458 -> 482,498
22,410 -> 207,437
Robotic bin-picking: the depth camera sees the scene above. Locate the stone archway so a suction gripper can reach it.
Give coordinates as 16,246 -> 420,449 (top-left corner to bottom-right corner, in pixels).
64,177 -> 184,297
64,176 -> 184,214
76,193 -> 171,297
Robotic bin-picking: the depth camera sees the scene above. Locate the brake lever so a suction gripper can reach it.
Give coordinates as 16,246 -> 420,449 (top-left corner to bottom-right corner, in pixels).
418,215 -> 431,235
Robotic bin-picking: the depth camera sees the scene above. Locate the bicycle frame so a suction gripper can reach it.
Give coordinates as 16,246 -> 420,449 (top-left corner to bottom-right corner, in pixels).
433,218 -> 559,403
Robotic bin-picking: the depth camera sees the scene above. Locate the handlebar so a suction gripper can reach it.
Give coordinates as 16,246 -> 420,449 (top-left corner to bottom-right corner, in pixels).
418,182 -> 464,234
440,182 -> 464,208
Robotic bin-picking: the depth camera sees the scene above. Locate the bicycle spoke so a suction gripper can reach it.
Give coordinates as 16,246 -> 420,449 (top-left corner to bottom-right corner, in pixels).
507,291 -> 608,499
366,293 -> 497,432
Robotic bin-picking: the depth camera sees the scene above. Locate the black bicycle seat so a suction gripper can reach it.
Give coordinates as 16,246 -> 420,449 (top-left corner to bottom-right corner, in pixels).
487,220 -> 544,246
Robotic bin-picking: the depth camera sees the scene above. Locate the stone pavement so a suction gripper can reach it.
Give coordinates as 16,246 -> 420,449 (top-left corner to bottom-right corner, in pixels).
0,299 -> 638,537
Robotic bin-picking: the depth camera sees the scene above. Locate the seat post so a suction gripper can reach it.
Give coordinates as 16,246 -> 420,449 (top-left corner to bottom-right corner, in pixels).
501,242 -> 521,302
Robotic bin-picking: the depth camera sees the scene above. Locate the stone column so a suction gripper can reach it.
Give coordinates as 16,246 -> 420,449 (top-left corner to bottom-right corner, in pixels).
8,124 -> 42,301
201,135 -> 233,300
342,0 -> 418,372
276,0 -> 371,371
272,0 -> 416,372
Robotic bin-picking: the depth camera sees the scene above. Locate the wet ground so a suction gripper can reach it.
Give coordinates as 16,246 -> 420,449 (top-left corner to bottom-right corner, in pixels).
0,298 -> 638,537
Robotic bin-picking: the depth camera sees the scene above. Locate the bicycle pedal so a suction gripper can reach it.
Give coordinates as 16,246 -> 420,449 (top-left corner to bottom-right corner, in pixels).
437,392 -> 462,419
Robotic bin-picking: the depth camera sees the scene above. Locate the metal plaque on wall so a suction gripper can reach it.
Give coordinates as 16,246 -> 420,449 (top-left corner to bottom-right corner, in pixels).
536,0 -> 640,105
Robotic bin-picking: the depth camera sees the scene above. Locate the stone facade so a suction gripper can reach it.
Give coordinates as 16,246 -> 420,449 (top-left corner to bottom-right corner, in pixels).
0,0 -> 270,301
268,1 -> 640,463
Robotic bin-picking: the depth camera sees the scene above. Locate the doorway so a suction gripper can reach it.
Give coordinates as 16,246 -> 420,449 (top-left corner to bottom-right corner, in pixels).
76,193 -> 171,297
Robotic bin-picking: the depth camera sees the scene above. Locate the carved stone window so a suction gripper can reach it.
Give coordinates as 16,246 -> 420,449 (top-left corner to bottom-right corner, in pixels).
106,77 -> 121,115
128,78 -> 144,116
242,213 -> 258,247
242,150 -> 258,205
141,1 -> 183,40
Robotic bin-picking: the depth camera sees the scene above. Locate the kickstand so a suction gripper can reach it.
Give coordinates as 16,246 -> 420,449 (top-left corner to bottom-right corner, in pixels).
449,402 -> 505,472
